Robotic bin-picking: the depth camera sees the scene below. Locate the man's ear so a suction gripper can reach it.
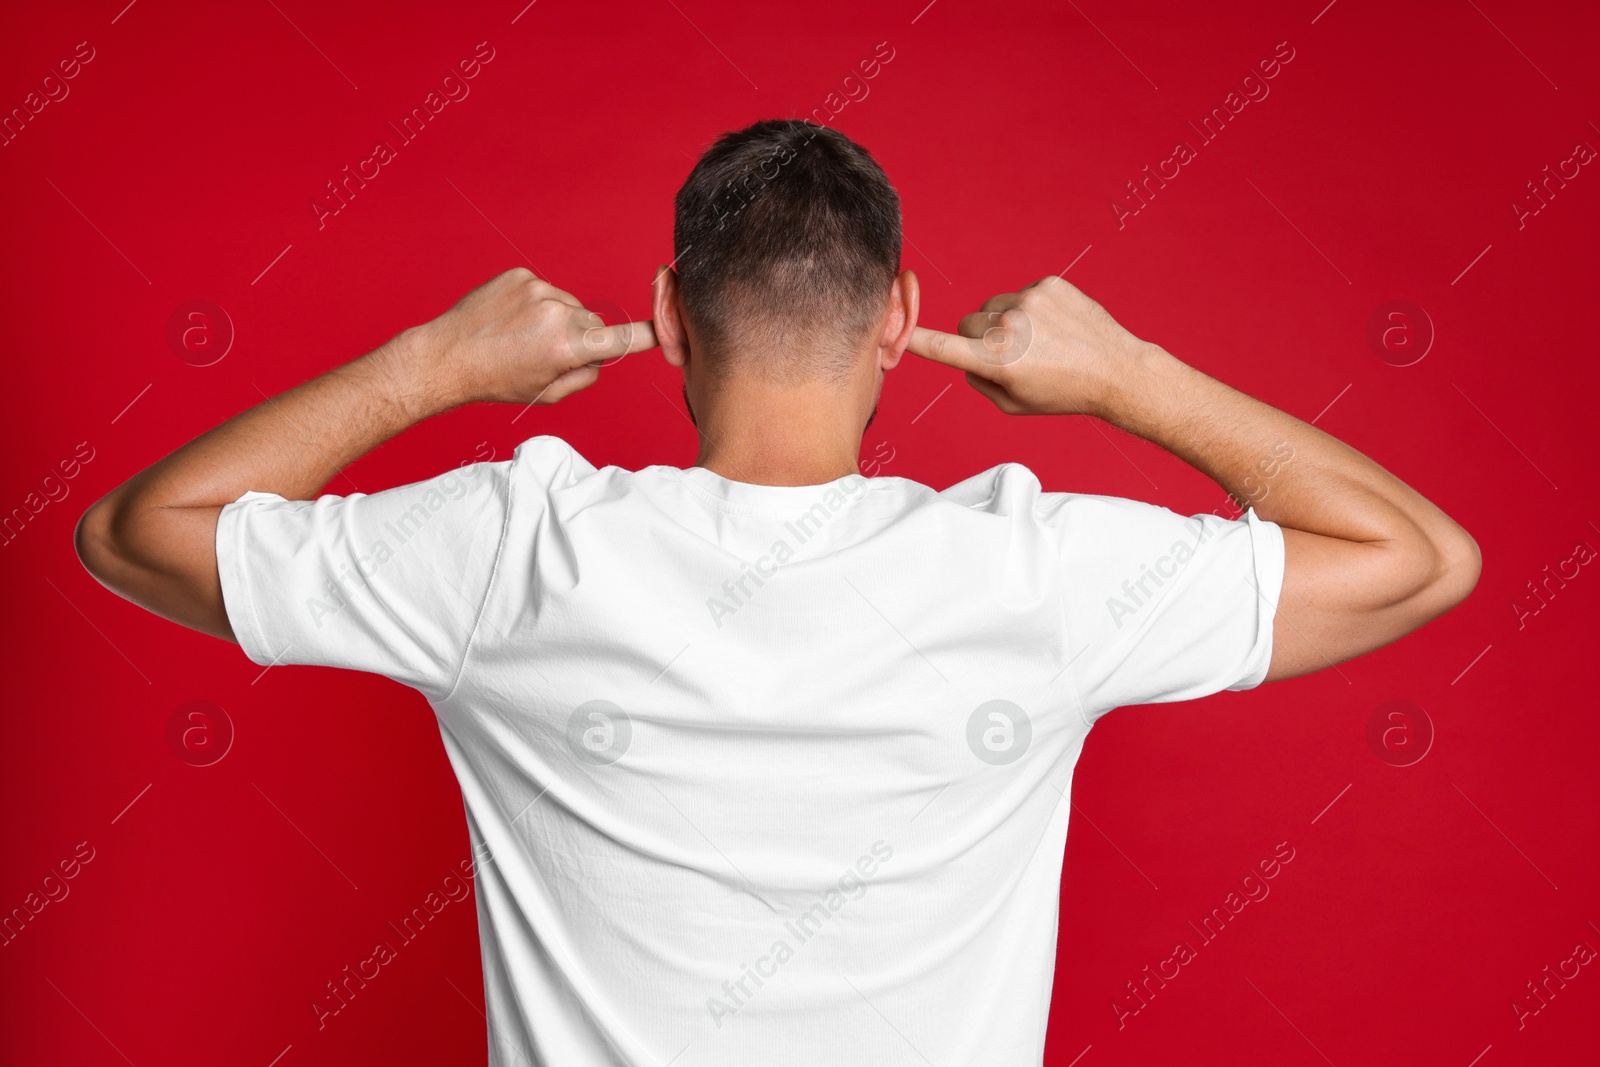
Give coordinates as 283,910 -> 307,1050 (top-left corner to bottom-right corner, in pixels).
879,269 -> 919,372
653,265 -> 690,369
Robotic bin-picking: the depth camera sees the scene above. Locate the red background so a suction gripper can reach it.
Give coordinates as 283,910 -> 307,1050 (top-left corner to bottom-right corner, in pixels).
3,1 -> 1597,1064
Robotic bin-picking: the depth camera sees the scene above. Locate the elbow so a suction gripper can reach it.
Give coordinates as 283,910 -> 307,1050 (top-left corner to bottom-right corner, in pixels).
1371,523 -> 1481,621
1412,526 -> 1482,616
1436,528 -> 1483,604
74,493 -> 127,586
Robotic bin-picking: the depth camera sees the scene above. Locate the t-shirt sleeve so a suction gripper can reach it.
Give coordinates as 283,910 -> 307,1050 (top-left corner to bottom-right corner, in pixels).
215,459 -> 515,702
1043,493 -> 1286,724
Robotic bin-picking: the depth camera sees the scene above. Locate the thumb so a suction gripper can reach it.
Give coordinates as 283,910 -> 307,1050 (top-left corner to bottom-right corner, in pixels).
964,370 -> 1021,413
539,362 -> 602,403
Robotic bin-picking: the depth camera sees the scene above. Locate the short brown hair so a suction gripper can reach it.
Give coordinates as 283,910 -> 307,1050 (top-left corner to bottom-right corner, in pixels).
672,119 -> 902,382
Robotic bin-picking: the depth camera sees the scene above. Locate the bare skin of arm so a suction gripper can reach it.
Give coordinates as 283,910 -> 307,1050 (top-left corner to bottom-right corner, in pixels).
906,275 -> 1481,683
74,268 -> 655,642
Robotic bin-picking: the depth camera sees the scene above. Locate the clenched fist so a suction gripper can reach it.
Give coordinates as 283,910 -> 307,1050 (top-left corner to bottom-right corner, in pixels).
406,267 -> 658,407
906,275 -> 1158,419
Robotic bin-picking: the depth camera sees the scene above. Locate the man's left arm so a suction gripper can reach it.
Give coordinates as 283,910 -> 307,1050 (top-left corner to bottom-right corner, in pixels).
74,267 -> 655,643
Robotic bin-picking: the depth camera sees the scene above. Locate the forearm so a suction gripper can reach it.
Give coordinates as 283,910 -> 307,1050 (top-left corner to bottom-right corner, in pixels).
76,268 -> 647,644
909,277 -> 1481,681
75,330 -> 457,640
1104,343 -> 1473,561
106,329 -> 454,515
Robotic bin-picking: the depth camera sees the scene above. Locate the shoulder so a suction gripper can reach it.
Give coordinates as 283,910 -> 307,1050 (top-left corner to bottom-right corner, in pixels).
935,461 -> 1043,512
936,462 -> 1212,548
935,461 -> 1134,524
509,434 -> 595,474
505,434 -> 601,489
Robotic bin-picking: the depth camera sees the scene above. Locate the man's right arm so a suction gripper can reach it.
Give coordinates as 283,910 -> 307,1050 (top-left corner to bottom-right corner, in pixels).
906,275 -> 1480,683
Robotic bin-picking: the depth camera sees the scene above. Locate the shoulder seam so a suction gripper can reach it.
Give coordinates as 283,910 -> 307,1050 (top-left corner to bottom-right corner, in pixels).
434,460 -> 518,705
1054,511 -> 1098,731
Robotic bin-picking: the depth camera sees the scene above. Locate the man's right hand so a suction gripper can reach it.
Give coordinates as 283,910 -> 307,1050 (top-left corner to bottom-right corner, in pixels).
906,275 -> 1157,420
410,267 -> 658,409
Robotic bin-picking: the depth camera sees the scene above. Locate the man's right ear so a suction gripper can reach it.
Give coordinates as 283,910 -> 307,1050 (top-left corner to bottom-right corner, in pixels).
653,264 -> 689,369
881,269 -> 920,372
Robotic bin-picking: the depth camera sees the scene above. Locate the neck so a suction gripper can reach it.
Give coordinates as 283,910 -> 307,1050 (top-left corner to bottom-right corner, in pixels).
692,376 -> 866,486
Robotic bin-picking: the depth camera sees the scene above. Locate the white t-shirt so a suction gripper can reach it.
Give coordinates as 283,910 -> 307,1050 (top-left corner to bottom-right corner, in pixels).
217,434 -> 1284,1066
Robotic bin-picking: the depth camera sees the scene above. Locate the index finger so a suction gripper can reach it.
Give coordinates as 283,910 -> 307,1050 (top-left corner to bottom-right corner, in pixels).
906,325 -> 998,376
569,318 -> 659,365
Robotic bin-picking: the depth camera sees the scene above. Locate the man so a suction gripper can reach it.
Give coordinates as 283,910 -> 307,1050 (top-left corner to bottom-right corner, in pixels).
76,119 -> 1478,1065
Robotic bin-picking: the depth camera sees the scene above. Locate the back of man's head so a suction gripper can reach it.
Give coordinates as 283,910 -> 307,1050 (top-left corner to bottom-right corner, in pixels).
673,119 -> 902,385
